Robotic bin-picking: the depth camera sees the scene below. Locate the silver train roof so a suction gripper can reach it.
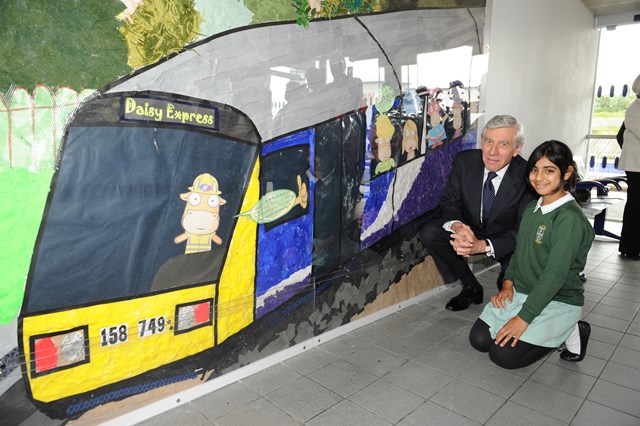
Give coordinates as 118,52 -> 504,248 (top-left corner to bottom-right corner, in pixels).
107,8 -> 484,141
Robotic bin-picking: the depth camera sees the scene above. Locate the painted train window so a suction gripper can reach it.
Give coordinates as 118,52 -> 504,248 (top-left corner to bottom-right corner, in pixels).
260,145 -> 310,231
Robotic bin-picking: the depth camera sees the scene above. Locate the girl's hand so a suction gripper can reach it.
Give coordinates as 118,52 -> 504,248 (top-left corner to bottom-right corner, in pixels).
491,280 -> 514,309
495,315 -> 528,347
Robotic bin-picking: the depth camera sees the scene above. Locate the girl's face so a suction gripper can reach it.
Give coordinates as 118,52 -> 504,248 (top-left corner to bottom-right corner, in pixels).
529,155 -> 571,204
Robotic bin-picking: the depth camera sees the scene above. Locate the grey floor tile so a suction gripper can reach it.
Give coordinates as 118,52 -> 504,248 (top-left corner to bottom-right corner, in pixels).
318,333 -> 371,358
342,344 -> 408,376
430,379 -> 505,424
582,301 -> 597,316
572,400 -> 640,426
382,360 -> 452,398
265,377 -> 342,423
546,351 -> 607,378
486,401 -> 567,426
191,381 -> 260,421
587,270 -> 624,282
283,348 -> 338,376
597,295 -> 640,311
585,338 -> 616,360
619,333 -> 640,351
397,400 -> 481,426
371,312 -> 422,335
589,304 -> 637,321
241,362 -> 302,395
612,283 -> 640,295
305,399 -> 391,426
439,330 -> 487,360
307,359 -> 377,397
589,324 -> 624,346
138,403 -> 213,426
375,321 -> 454,358
610,346 -> 640,369
619,273 -> 640,286
583,291 -> 604,303
600,361 -> 640,392
583,283 -> 611,295
530,362 -> 596,398
509,381 -> 583,423
413,345 -> 482,377
213,397 -> 300,426
459,362 -> 526,399
396,302 -> 440,321
627,321 -> 640,336
583,312 -> 630,332
422,311 -> 474,332
606,289 -> 640,303
348,379 -> 425,423
587,379 -> 640,418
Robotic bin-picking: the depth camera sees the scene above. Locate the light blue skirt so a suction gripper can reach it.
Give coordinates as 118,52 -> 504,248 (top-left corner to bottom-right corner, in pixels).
479,290 -> 581,348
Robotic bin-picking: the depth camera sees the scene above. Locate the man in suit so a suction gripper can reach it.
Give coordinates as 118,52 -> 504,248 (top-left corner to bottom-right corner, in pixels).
420,115 -> 534,311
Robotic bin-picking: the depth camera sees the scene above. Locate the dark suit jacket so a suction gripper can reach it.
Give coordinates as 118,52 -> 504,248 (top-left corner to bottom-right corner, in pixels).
437,149 -> 535,261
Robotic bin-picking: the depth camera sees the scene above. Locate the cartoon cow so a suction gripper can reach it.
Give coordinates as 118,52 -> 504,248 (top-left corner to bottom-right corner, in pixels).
174,173 -> 226,254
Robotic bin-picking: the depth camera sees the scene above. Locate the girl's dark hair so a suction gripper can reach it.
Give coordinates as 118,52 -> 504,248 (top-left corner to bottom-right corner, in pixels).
526,140 -> 578,194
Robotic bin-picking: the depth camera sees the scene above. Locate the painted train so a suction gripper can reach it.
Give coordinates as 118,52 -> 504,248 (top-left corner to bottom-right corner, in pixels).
18,7 -> 483,418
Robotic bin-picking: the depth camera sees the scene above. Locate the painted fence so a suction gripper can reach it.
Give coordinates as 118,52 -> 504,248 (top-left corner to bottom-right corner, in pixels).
0,85 -> 95,172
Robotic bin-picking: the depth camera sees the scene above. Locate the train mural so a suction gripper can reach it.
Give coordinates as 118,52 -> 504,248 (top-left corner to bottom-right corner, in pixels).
16,7 -> 484,420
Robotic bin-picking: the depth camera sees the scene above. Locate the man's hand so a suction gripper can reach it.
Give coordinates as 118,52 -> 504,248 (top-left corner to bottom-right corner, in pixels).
450,223 -> 485,257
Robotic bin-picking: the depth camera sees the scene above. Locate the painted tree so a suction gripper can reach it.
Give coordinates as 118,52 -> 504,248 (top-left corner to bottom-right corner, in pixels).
117,0 -> 204,68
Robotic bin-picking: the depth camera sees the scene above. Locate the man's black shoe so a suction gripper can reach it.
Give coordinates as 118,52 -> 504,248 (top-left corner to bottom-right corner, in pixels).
445,287 -> 483,311
560,320 -> 591,362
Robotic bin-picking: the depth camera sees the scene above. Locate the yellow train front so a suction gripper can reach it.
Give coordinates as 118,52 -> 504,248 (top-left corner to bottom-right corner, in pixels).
19,93 -> 262,416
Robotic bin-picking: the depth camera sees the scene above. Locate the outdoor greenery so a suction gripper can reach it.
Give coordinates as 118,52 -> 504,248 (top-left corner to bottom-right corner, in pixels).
593,94 -> 635,114
591,93 -> 635,135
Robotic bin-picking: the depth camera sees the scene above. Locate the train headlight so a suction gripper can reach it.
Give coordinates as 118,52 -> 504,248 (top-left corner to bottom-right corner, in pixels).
174,299 -> 213,334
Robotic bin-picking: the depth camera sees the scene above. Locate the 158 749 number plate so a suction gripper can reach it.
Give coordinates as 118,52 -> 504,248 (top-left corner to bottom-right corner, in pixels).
138,316 -> 167,338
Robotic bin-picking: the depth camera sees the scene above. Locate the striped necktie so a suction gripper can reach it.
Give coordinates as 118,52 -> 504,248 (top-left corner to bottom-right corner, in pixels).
482,171 -> 498,224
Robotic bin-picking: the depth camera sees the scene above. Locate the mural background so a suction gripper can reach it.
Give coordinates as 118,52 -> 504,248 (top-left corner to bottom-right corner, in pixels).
1,0 -> 485,423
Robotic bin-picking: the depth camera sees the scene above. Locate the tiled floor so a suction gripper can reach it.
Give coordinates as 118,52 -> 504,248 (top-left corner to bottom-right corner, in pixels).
137,233 -> 640,426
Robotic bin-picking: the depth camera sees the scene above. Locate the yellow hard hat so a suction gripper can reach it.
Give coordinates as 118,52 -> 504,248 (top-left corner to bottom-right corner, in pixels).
188,173 -> 222,194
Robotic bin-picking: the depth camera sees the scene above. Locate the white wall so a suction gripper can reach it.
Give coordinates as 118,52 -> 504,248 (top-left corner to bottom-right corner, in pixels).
483,0 -> 600,161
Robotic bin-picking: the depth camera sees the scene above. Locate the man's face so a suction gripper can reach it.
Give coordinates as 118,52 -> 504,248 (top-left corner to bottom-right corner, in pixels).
480,126 -> 522,172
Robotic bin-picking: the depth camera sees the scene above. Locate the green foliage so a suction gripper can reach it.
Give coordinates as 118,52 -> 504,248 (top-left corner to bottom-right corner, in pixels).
118,0 -> 203,69
292,0 -> 313,27
0,0 -> 128,93
244,0 -> 297,24
593,94 -> 634,114
319,0 -> 383,19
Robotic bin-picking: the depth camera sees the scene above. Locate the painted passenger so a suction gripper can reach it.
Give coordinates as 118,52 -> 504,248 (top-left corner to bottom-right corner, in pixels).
401,119 -> 419,162
469,140 -> 594,368
419,115 -> 535,311
426,88 -> 448,148
373,114 -> 396,175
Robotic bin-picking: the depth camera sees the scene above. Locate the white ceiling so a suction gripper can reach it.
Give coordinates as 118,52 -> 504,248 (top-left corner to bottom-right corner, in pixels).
580,0 -> 640,16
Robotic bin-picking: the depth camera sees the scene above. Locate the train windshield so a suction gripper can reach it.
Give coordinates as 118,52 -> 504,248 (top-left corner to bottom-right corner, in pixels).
23,94 -> 259,313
